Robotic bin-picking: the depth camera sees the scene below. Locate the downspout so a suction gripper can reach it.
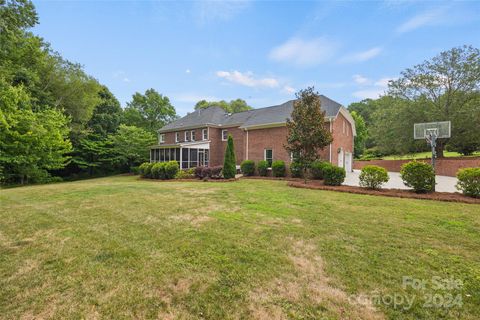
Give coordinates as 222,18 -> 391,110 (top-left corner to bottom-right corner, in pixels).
329,120 -> 333,163
246,129 -> 249,160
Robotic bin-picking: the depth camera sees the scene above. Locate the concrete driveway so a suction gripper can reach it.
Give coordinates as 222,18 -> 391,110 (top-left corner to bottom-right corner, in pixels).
344,170 -> 458,193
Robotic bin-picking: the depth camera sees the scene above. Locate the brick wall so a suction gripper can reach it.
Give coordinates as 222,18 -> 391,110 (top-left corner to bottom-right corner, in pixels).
330,112 -> 354,166
209,127 -> 246,166
353,157 -> 480,177
247,126 -> 290,163
160,127 -> 207,144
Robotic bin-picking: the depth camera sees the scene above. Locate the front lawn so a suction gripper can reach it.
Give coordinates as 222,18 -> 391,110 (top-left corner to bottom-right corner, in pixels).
1,176 -> 479,319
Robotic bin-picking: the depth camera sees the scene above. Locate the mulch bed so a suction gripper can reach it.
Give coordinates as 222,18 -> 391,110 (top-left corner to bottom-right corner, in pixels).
287,181 -> 480,204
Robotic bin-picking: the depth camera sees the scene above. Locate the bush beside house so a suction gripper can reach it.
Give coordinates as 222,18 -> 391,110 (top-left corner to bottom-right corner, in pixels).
359,165 -> 389,189
272,160 -> 286,177
289,161 -> 302,178
323,165 -> 346,186
258,160 -> 268,176
223,135 -> 236,179
400,161 -> 435,193
240,160 -> 255,176
456,167 -> 480,198
310,161 -> 330,180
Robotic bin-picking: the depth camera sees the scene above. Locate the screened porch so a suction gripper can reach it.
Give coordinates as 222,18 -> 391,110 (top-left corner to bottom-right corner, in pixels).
150,143 -> 209,169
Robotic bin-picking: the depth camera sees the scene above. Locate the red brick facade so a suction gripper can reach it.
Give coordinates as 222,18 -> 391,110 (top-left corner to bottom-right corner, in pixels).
157,114 -> 354,170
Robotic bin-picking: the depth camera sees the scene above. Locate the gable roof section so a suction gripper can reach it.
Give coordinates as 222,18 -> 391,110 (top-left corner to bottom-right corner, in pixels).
158,95 -> 344,132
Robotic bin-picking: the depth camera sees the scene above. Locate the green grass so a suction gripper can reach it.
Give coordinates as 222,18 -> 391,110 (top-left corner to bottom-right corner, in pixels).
1,176 -> 479,319
380,151 -> 480,160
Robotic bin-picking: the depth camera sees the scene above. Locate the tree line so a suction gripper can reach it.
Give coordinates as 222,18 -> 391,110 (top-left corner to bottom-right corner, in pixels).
349,45 -> 480,159
0,0 -> 251,184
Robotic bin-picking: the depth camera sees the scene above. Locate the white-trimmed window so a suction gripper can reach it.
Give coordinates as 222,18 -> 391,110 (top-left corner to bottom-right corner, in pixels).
191,130 -> 196,141
264,149 -> 273,167
222,129 -> 228,141
175,132 -> 180,142
159,134 -> 165,144
184,131 -> 189,142
202,128 -> 208,141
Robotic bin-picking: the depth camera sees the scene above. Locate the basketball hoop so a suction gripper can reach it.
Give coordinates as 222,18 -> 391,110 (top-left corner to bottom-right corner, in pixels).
413,121 -> 451,172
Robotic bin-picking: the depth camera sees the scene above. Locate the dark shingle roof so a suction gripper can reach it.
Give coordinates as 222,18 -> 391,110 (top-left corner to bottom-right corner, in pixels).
158,95 -> 342,132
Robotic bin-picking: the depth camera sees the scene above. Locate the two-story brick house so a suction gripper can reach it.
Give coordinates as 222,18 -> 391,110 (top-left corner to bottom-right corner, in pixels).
150,96 -> 356,172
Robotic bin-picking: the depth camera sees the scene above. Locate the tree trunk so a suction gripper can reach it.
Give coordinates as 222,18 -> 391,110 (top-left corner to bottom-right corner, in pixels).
303,167 -> 307,184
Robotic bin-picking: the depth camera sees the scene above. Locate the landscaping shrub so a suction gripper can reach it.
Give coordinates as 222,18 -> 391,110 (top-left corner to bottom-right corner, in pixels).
164,161 -> 179,179
175,168 -> 195,179
223,135 -> 236,179
323,165 -> 346,186
139,162 -> 149,177
456,167 -> 480,198
143,162 -> 155,178
240,160 -> 255,176
289,161 -> 302,178
195,166 -> 205,179
272,160 -> 286,177
400,161 -> 435,193
359,165 -> 389,189
310,160 -> 330,179
257,160 -> 268,176
210,166 -> 223,179
130,166 -> 140,175
151,162 -> 165,179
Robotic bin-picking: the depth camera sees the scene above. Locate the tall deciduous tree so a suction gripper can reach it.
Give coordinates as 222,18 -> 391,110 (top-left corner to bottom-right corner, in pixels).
109,124 -> 156,168
0,82 -> 72,184
351,111 -> 367,158
195,98 -> 252,113
285,87 -> 333,182
124,89 -> 177,133
222,134 -> 236,179
388,45 -> 480,157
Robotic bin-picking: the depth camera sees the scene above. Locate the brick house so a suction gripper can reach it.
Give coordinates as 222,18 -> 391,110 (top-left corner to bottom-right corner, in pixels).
150,96 -> 356,172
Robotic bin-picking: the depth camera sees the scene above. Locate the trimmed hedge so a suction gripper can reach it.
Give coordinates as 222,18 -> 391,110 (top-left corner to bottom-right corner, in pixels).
139,162 -> 149,177
400,161 -> 435,193
175,168 -> 195,179
323,165 -> 346,186
456,167 -> 480,198
289,161 -> 302,178
310,160 -> 330,180
151,162 -> 165,179
272,160 -> 286,177
257,160 -> 268,176
164,161 -> 179,179
359,165 -> 389,189
143,162 -> 155,178
240,160 -> 255,176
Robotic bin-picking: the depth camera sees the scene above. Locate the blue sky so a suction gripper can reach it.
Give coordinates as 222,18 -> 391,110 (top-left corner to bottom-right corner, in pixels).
33,0 -> 480,115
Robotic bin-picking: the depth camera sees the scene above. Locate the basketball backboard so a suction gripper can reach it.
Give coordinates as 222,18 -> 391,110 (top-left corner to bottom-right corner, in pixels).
414,121 -> 451,140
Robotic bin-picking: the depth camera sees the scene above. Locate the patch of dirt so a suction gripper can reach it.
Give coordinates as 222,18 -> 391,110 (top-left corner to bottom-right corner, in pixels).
169,214 -> 214,227
288,181 -> 480,204
248,239 -> 384,320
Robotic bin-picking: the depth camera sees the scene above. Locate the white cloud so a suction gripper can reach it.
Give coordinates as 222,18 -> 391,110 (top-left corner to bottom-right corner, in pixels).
185,69 -> 191,74
352,74 -> 370,85
216,70 -> 279,88
269,37 -> 339,66
282,86 -> 296,94
352,89 -> 386,100
113,70 -> 131,83
374,77 -> 393,87
340,47 -> 383,63
396,8 -> 446,33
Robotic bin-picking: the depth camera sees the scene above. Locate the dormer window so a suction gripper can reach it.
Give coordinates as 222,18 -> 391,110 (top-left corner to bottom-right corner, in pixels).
159,134 -> 165,144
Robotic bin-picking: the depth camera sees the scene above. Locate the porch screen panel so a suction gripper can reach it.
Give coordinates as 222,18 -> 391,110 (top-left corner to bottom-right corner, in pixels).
175,148 -> 180,162
155,149 -> 160,162
205,149 -> 209,167
182,148 -> 189,168
189,148 -> 198,168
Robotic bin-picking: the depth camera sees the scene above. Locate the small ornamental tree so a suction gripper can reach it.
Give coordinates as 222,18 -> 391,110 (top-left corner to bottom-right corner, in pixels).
223,134 -> 236,179
285,87 -> 333,183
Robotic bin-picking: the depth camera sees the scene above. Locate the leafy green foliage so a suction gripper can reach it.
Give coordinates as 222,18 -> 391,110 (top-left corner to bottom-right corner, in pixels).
359,165 -> 389,189
0,82 -> 72,184
400,161 -> 435,193
456,168 -> 480,198
285,87 -> 333,182
195,98 -> 252,113
109,125 -> 156,168
222,135 -> 236,179
257,160 -> 268,177
323,165 -> 346,186
271,160 -> 286,177
164,161 -> 179,180
351,111 -> 367,158
151,162 -> 165,179
143,162 -> 154,178
175,168 -> 195,179
289,161 -> 302,178
87,86 -> 122,137
240,160 -> 255,176
310,160 -> 330,180
123,89 -> 177,133
138,162 -> 149,177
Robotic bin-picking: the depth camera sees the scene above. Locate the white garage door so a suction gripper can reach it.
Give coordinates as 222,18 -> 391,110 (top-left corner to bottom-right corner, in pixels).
338,148 -> 344,168
345,152 -> 352,172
